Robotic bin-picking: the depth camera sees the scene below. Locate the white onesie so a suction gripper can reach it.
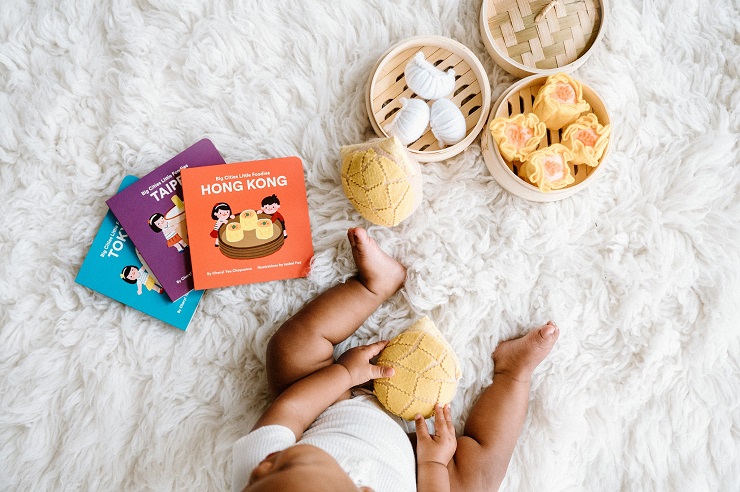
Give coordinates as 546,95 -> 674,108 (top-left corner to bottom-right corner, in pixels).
232,393 -> 416,492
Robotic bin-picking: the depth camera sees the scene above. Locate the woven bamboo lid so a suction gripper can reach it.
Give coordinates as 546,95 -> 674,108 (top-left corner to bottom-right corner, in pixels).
480,0 -> 607,77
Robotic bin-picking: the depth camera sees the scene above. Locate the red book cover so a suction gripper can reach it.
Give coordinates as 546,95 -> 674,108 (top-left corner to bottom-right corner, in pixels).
180,157 -> 313,290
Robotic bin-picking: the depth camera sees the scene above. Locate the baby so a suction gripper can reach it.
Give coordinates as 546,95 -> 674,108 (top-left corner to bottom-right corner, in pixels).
232,228 -> 559,492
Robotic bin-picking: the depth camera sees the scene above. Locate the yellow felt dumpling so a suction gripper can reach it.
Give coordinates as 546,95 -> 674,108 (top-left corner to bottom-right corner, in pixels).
340,136 -> 423,227
519,143 -> 575,192
489,113 -> 547,162
532,72 -> 591,130
374,317 -> 461,420
560,113 -> 611,167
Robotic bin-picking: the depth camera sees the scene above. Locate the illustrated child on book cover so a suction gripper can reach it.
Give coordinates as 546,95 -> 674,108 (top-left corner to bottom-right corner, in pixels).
257,194 -> 287,238
120,264 -> 164,296
148,212 -> 188,252
211,202 -> 234,247
211,202 -> 285,259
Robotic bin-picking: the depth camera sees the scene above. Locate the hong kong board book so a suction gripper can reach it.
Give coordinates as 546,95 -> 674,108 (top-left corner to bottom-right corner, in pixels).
106,139 -> 226,301
181,156 -> 314,290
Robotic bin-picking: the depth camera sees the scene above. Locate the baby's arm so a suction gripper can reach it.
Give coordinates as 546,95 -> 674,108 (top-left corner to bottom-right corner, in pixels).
252,340 -> 393,440
415,404 -> 456,492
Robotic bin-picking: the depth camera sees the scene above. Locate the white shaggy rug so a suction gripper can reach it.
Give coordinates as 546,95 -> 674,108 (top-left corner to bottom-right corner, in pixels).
1,0 -> 738,490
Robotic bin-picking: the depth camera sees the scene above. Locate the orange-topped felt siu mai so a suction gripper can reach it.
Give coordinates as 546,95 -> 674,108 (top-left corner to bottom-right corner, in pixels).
532,73 -> 591,130
561,113 -> 611,167
518,143 -> 575,192
489,113 -> 547,162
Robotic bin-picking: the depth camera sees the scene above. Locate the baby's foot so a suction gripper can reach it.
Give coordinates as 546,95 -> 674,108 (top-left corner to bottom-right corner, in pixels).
492,321 -> 559,382
348,227 -> 406,298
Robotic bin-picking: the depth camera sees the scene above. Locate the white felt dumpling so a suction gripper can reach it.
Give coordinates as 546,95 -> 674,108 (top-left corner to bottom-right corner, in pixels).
404,52 -> 456,100
384,97 -> 430,146
430,98 -> 466,147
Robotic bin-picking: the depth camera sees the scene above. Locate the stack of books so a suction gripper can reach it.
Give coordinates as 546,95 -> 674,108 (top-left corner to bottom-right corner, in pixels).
76,139 -> 314,330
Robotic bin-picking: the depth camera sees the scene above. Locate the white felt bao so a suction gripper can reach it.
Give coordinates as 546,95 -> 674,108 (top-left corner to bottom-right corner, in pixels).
384,97 -> 430,146
430,98 -> 466,147
404,51 -> 456,100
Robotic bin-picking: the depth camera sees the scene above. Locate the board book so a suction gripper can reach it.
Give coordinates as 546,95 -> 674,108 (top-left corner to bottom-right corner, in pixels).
181,156 -> 313,290
106,139 -> 226,301
76,176 -> 203,331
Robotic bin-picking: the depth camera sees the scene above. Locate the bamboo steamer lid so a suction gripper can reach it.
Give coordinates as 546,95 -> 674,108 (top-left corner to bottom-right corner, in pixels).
480,0 -> 608,77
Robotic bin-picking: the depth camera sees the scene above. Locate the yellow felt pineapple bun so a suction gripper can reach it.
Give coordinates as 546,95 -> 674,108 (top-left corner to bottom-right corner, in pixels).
340,136 -> 423,227
374,317 -> 461,420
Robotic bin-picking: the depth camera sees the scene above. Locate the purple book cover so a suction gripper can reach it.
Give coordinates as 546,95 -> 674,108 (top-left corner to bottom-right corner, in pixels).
106,139 -> 226,301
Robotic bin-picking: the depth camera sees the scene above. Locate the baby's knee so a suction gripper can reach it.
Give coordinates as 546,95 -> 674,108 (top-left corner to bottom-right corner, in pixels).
266,319 -> 335,370
266,320 -> 300,363
265,319 -> 337,398
449,437 -> 505,492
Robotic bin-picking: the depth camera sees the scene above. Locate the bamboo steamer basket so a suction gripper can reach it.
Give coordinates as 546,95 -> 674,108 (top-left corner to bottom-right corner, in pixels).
366,35 -> 491,163
481,74 -> 611,202
480,0 -> 608,78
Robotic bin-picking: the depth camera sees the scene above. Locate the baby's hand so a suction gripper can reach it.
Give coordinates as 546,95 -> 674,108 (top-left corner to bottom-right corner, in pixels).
415,404 -> 457,467
336,340 -> 394,387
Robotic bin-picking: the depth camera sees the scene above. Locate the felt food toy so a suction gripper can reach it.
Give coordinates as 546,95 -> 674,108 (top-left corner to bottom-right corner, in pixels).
519,143 -> 575,192
560,113 -> 611,167
255,219 -> 274,240
489,113 -> 547,162
225,222 -> 244,242
404,52 -> 456,100
429,98 -> 466,147
532,72 -> 591,130
374,317 -> 461,420
239,210 -> 258,231
340,136 -> 423,227
384,97 -> 430,145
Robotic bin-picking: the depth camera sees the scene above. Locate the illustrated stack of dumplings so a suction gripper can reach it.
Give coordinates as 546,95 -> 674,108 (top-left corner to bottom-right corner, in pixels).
489,72 -> 611,193
384,52 -> 467,148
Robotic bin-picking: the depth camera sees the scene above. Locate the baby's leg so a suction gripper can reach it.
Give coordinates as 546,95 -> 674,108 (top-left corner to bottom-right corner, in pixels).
447,322 -> 559,492
266,228 -> 406,399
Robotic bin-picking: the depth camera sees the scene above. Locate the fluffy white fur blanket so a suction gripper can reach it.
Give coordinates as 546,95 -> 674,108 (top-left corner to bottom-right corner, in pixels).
1,0 -> 738,490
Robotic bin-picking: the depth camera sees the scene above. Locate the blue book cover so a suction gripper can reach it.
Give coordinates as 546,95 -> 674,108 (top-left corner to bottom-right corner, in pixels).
76,176 -> 203,331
